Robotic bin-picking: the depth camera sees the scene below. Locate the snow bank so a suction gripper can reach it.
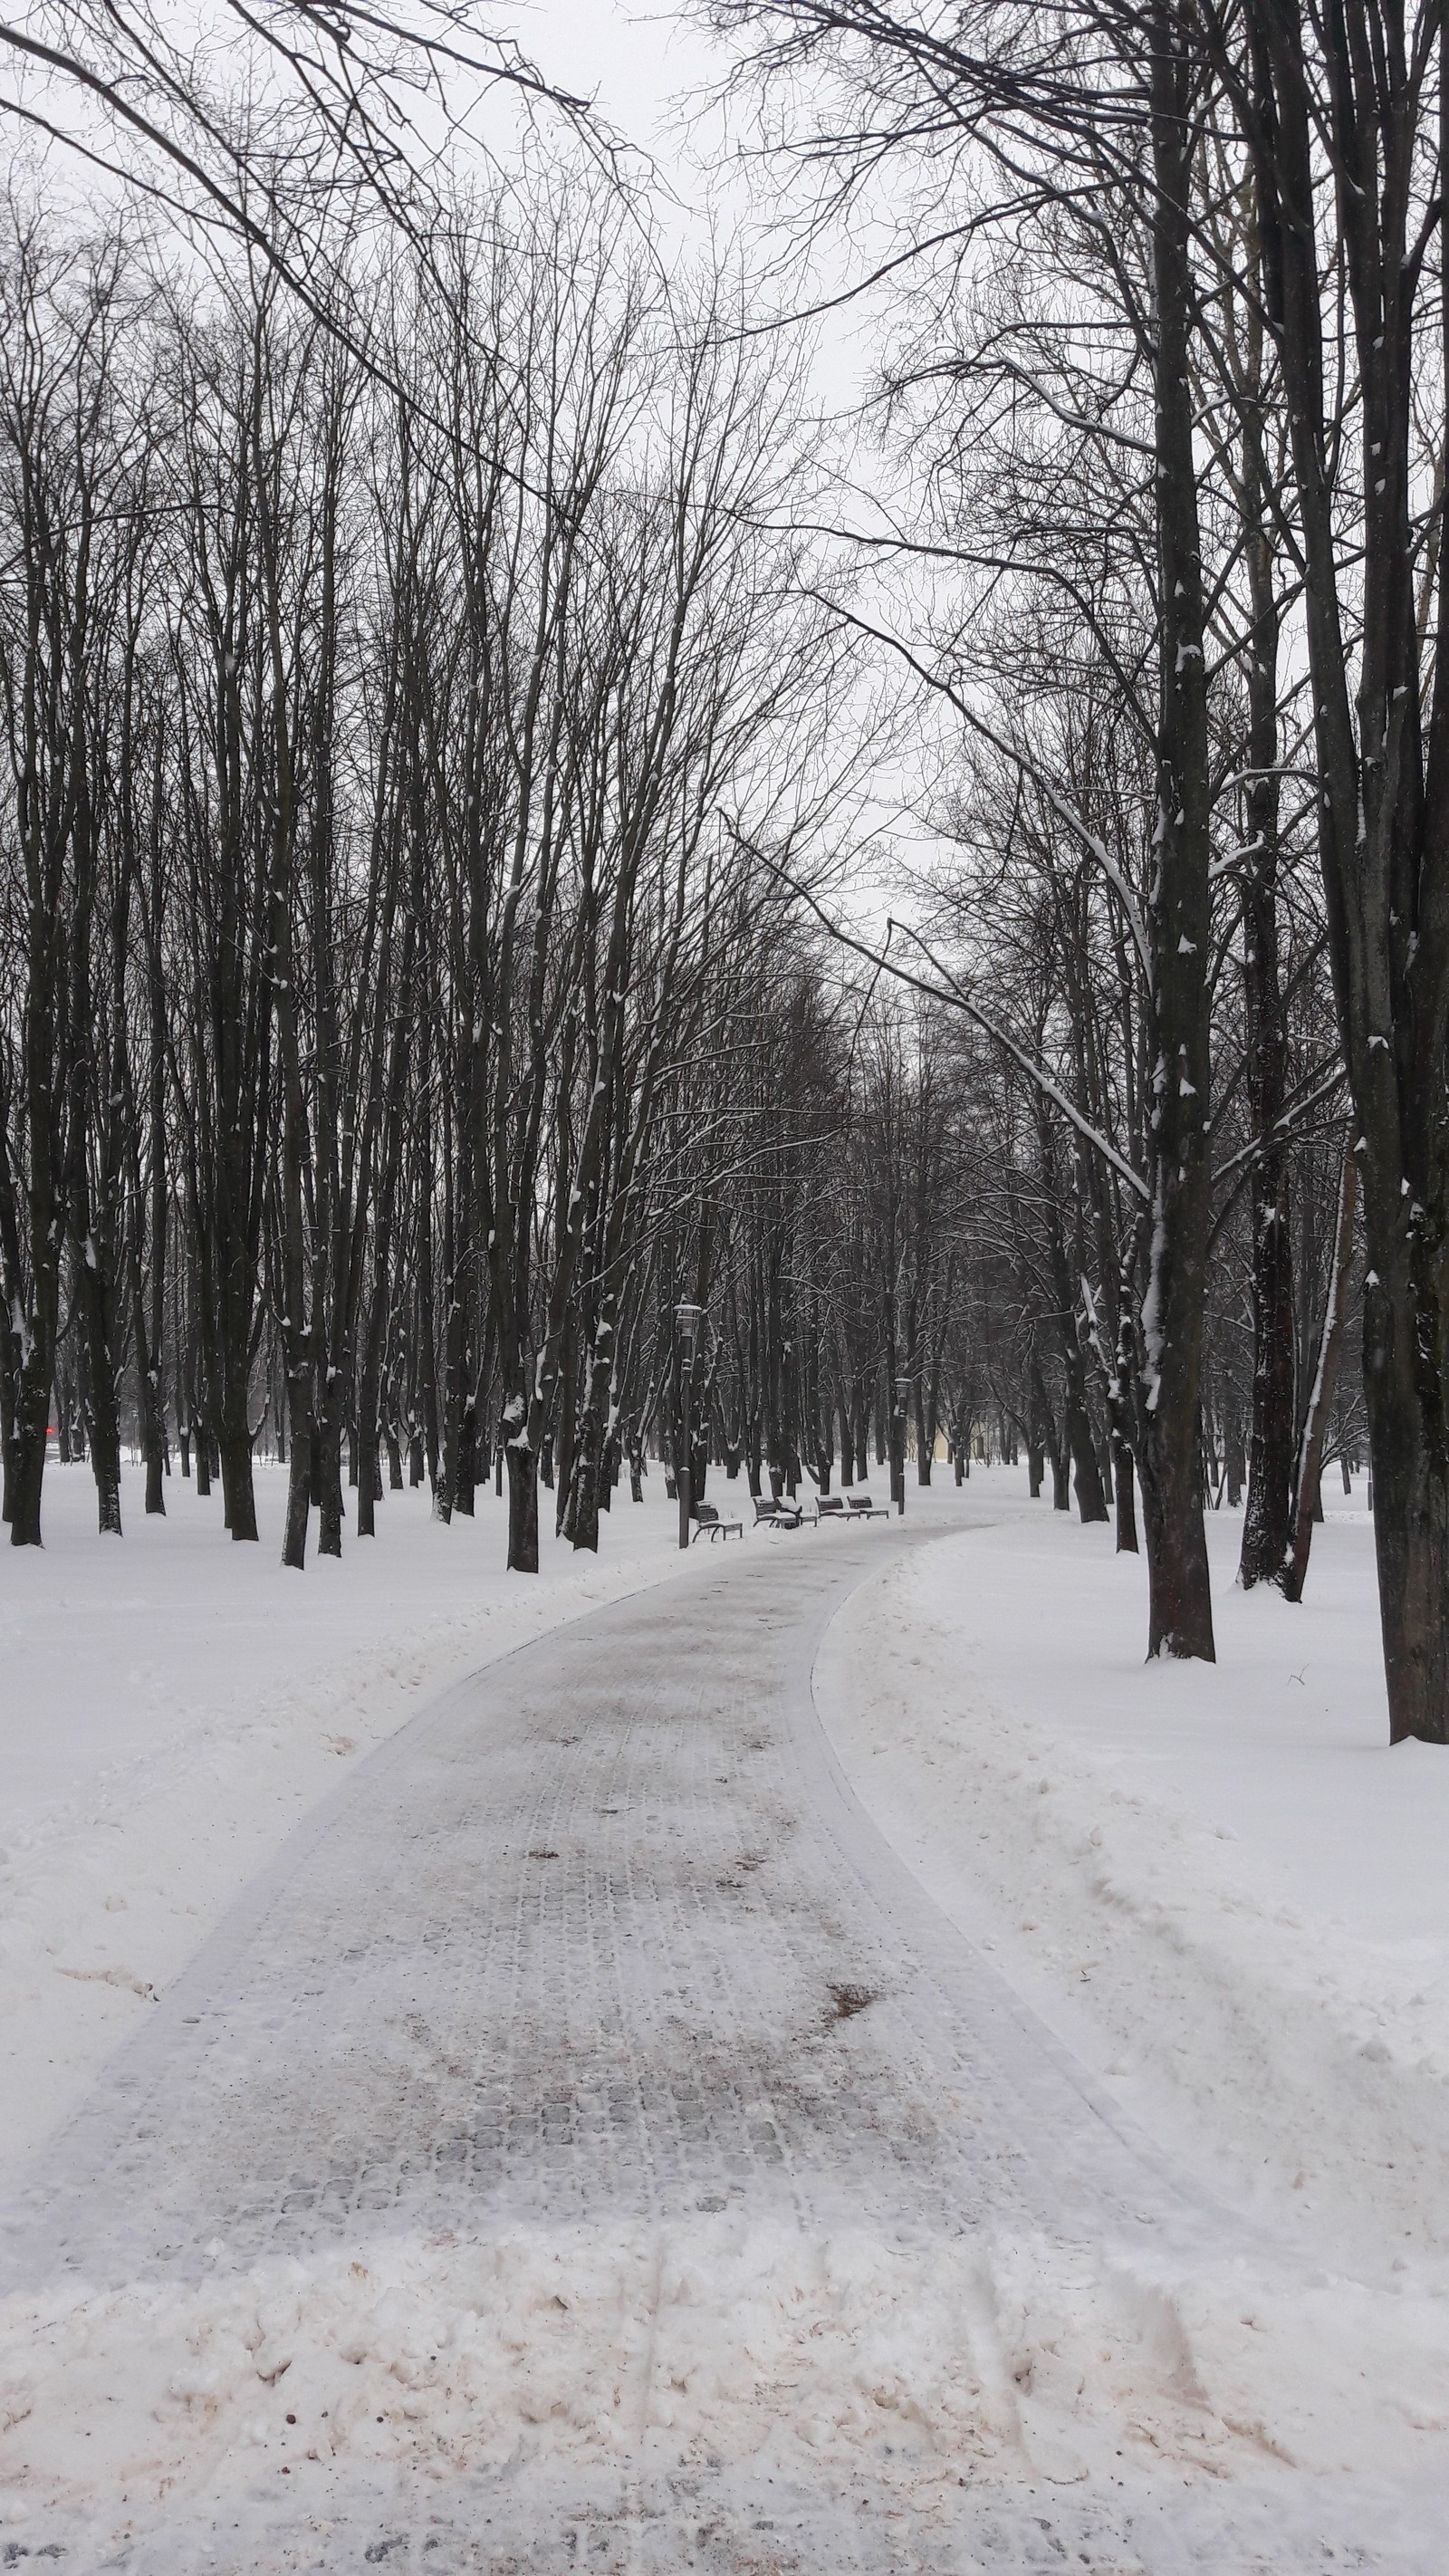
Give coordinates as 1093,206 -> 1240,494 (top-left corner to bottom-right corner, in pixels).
4,2212 -> 1448,2536
813,1474 -> 1449,2278
0,1465 -> 713,2181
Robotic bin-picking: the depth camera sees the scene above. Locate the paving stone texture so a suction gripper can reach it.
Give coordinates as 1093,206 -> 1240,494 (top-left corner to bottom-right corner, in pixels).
2,1517 -> 1440,2571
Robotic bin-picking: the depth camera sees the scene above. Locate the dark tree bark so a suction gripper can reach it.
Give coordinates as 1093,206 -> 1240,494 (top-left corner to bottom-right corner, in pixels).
1131,0 -> 1216,1659
1032,1352 -> 1070,1512
1215,0 -> 1449,1735
1039,1112 -> 1109,1523
1233,272 -> 1297,1591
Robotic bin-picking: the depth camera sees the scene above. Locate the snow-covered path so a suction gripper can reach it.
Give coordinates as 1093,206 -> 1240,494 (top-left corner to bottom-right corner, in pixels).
2,1517 -> 1444,2571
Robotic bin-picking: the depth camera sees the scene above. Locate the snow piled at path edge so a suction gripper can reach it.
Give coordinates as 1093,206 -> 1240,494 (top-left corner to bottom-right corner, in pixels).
4,2213 -> 1448,2536
811,1487 -> 1449,2283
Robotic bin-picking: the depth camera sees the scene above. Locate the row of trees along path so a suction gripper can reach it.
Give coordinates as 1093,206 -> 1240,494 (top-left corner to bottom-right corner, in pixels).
1,0 -> 1445,1743
703,0 -> 1449,1745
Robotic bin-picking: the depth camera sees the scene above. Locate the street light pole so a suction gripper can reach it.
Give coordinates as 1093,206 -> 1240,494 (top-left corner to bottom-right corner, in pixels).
676,1302 -> 702,1551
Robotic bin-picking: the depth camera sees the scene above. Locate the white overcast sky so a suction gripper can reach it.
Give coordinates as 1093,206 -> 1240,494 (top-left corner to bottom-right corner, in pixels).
516,1 -> 728,162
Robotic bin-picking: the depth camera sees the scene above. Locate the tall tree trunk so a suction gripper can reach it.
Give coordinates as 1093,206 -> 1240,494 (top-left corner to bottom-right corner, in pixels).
504,1396 -> 539,1574
0,1351 -> 14,1523
1115,1437 -> 1139,1554
357,1286 -> 386,1543
76,1245 -> 123,1536
555,1314 -> 577,1538
283,1390 -> 312,1572
218,1421 -> 259,1542
1134,3 -> 1216,1659
1236,346 -> 1296,1589
455,1400 -> 477,1519
1033,1356 -> 1070,1512
317,1399 -> 346,1557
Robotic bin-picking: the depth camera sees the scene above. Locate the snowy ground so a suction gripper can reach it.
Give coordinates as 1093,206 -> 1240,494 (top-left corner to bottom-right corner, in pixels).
3,1465 -> 1449,2570
815,1471 -> 1449,2287
0,1459 -> 719,2179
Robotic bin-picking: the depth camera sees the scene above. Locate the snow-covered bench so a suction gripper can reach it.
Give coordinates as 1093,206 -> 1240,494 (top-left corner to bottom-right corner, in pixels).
845,1492 -> 888,1519
812,1495 -> 848,1524
693,1502 -> 743,1543
753,1495 -> 802,1531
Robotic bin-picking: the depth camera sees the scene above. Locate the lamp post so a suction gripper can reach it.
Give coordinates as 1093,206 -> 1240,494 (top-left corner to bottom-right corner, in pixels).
676,1302 -> 702,1550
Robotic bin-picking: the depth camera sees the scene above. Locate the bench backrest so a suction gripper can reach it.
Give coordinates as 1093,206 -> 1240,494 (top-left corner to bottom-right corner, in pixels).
818,1495 -> 845,1514
849,1494 -> 875,1509
696,1503 -> 719,1525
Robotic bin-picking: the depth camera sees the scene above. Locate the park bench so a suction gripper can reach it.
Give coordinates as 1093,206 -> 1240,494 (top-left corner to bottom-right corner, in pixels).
753,1495 -> 802,1531
845,1492 -> 888,1519
812,1494 -> 848,1524
692,1501 -> 744,1543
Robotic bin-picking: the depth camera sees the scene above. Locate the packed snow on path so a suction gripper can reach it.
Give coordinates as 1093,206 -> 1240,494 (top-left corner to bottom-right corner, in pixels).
0,1460 -> 719,2181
